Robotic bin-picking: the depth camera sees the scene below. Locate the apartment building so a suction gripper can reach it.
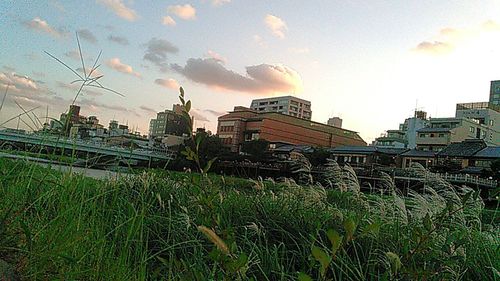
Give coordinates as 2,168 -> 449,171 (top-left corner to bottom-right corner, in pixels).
373,110 -> 429,149
217,106 -> 366,152
149,104 -> 189,139
250,96 -> 312,120
416,116 -> 499,151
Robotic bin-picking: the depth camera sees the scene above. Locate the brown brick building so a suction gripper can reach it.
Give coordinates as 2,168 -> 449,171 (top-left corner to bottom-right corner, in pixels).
217,106 -> 366,152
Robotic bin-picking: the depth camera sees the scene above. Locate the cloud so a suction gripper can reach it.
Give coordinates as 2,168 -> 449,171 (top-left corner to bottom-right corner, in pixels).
143,38 -> 179,72
415,41 -> 453,54
75,67 -> 103,78
162,16 -> 176,26
264,14 -> 287,39
155,78 -> 179,89
96,0 -> 138,21
107,34 -> 129,45
288,47 -> 310,54
32,71 -> 45,78
211,0 -> 231,6
64,50 -> 93,61
204,109 -> 226,116
172,58 -> 302,94
191,108 -> 210,122
0,72 -> 39,91
23,17 -> 66,38
414,20 -> 500,55
253,34 -> 267,47
56,81 -> 103,97
167,4 -> 196,20
106,58 -> 141,78
49,0 -> 66,13
206,50 -> 227,64
79,97 -> 138,116
77,29 -> 97,44
139,105 -> 158,114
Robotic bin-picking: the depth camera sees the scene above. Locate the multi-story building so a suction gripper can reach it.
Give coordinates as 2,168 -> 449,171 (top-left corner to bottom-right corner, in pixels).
373,110 -> 429,149
489,80 -> 500,106
327,117 -> 342,128
217,106 -> 366,152
250,96 -> 312,120
416,116 -> 499,151
149,104 -> 190,140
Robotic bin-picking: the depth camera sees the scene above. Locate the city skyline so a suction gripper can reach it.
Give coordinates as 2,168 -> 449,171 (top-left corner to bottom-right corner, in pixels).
2,1 -> 500,142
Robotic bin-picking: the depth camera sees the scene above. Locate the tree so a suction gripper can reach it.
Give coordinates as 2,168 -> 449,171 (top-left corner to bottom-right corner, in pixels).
241,139 -> 269,160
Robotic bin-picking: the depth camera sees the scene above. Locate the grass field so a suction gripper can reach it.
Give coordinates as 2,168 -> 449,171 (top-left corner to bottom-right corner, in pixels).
0,158 -> 498,280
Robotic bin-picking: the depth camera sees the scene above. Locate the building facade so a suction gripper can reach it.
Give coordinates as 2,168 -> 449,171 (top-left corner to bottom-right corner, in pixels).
149,104 -> 189,139
373,110 -> 429,149
489,80 -> 500,106
327,117 -> 343,128
250,96 -> 312,120
217,106 -> 366,152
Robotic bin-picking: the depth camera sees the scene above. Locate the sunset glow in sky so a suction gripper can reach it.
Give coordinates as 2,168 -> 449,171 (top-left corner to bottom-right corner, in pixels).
2,1 -> 500,142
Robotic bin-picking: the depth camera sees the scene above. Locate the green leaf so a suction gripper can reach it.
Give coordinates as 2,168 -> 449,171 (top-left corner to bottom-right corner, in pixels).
423,213 -> 432,232
326,229 -> 343,256
195,134 -> 203,150
362,221 -> 381,237
297,272 -> 313,281
385,252 -> 402,275
462,190 -> 474,205
203,157 -> 217,174
343,217 -> 357,242
179,86 -> 184,97
185,100 -> 191,113
227,253 -> 248,272
312,246 -> 331,273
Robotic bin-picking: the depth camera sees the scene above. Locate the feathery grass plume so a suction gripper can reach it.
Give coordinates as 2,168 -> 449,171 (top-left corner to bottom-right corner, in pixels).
197,225 -> 230,255
290,151 -> 313,184
341,164 -> 360,194
323,158 -> 345,191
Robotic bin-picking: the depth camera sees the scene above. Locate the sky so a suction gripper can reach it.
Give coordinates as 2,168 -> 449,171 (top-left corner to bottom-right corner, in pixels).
2,1 -> 500,143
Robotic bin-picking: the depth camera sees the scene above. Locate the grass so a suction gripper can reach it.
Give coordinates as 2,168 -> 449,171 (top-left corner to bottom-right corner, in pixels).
0,158 -> 499,280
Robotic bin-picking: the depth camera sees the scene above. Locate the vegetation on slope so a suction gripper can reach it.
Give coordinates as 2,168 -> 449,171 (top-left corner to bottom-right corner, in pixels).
0,158 -> 498,280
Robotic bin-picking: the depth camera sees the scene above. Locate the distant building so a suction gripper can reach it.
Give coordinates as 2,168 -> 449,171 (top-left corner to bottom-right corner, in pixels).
149,104 -> 190,140
327,117 -> 342,128
489,80 -> 500,106
373,110 -> 429,149
250,96 -> 312,120
217,106 -> 365,153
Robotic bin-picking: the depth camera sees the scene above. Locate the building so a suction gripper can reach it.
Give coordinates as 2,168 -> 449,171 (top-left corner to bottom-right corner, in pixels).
250,96 -> 312,120
373,110 -> 429,149
327,117 -> 342,128
416,102 -> 500,151
489,80 -> 500,106
149,104 -> 190,140
217,106 -> 366,152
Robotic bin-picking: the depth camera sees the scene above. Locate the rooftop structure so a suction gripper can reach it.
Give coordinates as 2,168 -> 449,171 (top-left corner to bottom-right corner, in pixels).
217,106 -> 365,153
149,104 -> 190,140
327,117 -> 342,128
250,95 -> 312,120
489,80 -> 500,106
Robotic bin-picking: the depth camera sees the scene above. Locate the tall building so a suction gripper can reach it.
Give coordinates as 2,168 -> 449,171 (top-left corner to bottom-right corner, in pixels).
489,80 -> 500,106
250,96 -> 312,120
149,104 -> 190,139
373,110 -> 429,149
217,106 -> 366,153
327,117 -> 342,128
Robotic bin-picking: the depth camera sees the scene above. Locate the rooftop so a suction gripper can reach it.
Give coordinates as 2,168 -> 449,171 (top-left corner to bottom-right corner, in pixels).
437,139 -> 487,157
473,146 -> 500,159
456,101 -> 500,113
417,127 -> 451,133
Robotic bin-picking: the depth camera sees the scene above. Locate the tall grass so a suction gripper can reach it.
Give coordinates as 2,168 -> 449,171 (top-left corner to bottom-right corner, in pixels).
0,158 -> 498,280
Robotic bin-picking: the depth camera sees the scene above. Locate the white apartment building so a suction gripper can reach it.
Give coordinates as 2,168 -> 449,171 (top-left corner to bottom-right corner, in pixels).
250,96 -> 312,120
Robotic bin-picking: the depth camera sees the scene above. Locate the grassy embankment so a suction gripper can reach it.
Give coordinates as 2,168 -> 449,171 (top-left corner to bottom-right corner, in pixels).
0,158 -> 498,280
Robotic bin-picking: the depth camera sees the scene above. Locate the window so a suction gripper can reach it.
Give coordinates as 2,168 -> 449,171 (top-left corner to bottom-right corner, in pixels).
470,126 -> 475,133
438,133 -> 444,137
490,120 -> 494,126
419,133 -> 426,138
430,133 -> 435,138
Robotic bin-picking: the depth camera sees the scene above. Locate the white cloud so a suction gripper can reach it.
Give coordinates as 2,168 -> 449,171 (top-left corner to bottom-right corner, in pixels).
167,4 -> 196,20
23,17 -> 66,38
206,50 -> 227,64
154,78 -> 179,89
264,14 -> 287,39
288,47 -> 310,54
162,16 -> 176,26
253,34 -> 267,47
172,58 -> 303,95
96,0 -> 138,21
106,58 -> 141,78
211,0 -> 230,6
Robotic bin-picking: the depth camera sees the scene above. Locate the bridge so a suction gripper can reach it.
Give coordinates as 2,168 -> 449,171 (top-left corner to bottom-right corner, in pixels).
0,130 -> 173,166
